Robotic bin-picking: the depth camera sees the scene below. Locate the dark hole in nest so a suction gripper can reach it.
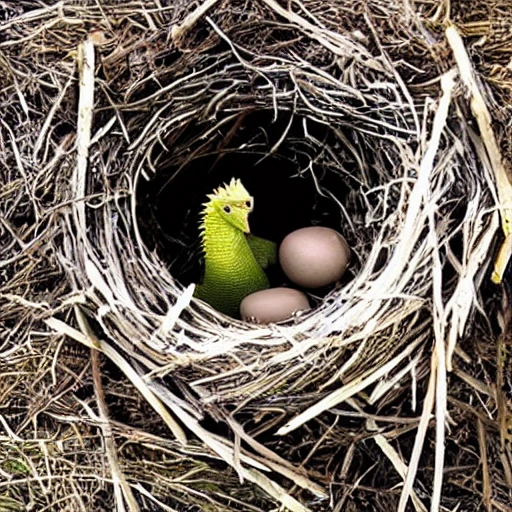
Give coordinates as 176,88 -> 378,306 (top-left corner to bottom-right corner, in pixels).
136,109 -> 366,304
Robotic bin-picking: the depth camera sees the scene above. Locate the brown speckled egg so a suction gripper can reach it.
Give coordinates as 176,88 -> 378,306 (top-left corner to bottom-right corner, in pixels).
240,288 -> 310,323
279,227 -> 350,288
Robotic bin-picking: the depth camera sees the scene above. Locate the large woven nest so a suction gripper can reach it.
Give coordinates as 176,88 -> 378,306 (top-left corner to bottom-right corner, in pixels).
2,1 -> 512,511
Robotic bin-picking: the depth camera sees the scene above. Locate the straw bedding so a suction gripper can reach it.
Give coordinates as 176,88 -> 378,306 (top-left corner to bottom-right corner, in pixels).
1,1 -> 511,511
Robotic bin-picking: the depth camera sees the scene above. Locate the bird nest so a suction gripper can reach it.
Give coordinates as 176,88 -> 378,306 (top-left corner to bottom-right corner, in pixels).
2,1 -> 512,511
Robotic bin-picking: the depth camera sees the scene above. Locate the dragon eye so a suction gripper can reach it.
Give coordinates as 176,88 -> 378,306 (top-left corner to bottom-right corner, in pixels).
245,200 -> 251,208
223,205 -> 231,213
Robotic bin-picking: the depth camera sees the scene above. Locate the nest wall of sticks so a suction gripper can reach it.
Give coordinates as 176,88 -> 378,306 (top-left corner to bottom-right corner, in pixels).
1,1 -> 512,511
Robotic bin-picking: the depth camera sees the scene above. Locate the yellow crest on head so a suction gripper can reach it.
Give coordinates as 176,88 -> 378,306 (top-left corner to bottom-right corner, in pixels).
210,178 -> 250,202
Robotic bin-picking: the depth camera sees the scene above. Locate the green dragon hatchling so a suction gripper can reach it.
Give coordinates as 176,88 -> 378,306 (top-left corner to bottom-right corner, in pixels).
194,178 -> 276,317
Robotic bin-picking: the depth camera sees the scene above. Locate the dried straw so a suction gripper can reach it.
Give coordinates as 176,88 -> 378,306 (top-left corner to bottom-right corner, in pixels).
1,1 -> 511,511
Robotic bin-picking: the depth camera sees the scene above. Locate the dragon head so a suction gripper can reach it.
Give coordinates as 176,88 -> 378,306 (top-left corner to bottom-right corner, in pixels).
205,178 -> 254,234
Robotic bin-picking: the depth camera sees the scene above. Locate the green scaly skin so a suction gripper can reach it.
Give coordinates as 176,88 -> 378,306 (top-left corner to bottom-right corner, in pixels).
194,179 -> 275,318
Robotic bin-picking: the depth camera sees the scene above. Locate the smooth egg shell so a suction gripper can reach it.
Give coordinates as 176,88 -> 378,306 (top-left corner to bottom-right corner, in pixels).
240,288 -> 310,323
279,226 -> 350,288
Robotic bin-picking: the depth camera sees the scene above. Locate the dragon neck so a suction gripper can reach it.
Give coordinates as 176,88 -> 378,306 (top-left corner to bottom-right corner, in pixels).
201,207 -> 247,265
